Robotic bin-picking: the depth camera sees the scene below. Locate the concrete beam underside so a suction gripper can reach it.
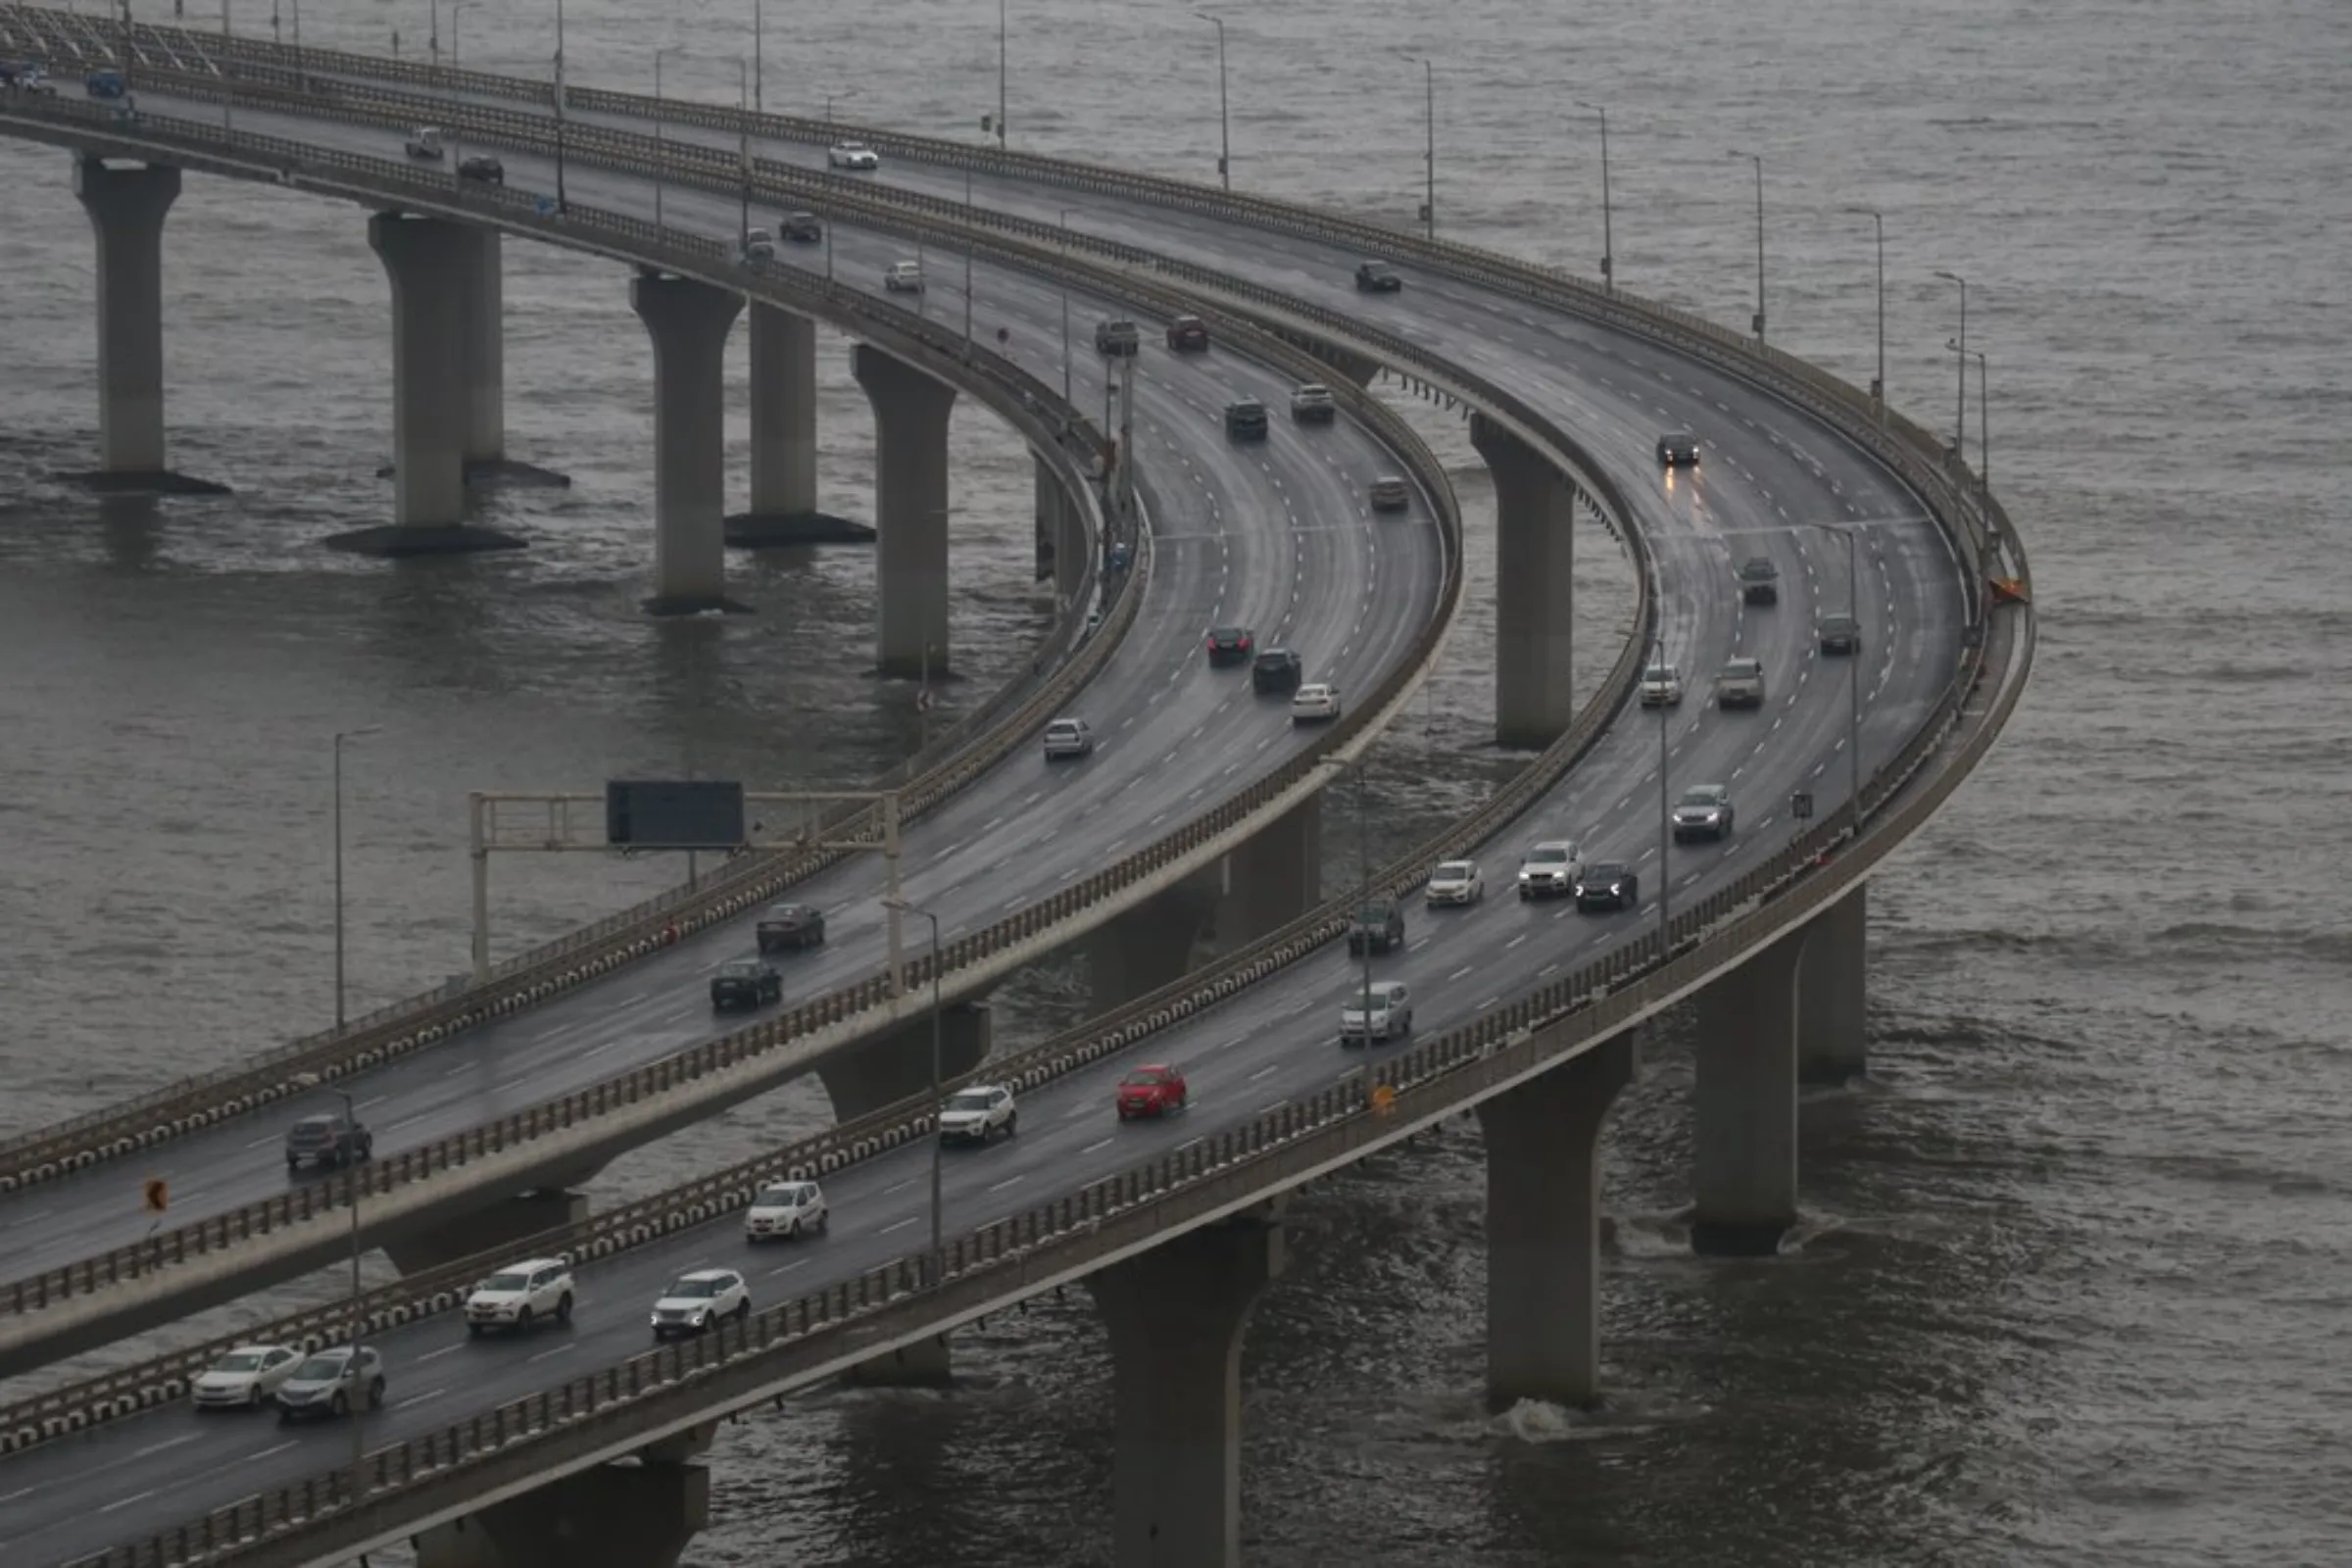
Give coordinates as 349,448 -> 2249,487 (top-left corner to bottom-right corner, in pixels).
634,272 -> 749,614
381,1190 -> 589,1278
1476,1032 -> 1638,1409
1084,878 -> 1219,1015
851,344 -> 957,676
1798,880 -> 1868,1083
1691,928 -> 1803,1256
1208,793 -> 1323,954
815,1001 -> 993,1123
1470,415 -> 1577,749
412,1453 -> 709,1568
1086,1213 -> 1286,1567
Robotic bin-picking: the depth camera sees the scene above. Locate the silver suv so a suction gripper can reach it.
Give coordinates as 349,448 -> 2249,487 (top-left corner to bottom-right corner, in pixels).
1715,657 -> 1766,710
465,1257 -> 576,1336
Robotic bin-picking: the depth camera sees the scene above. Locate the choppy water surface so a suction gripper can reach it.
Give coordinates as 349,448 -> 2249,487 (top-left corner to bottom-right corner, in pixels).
3,0 -> 2349,1561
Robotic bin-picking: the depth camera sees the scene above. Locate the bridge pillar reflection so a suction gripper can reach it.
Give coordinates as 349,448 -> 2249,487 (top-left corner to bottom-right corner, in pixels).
1469,414 -> 1577,749
412,1428 -> 712,1568
1798,881 -> 1869,1082
381,1189 -> 589,1278
816,1000 -> 992,1123
1691,926 -> 1803,1255
851,344 -> 957,677
1475,1031 -> 1636,1408
70,159 -> 220,493
1085,1209 -> 1285,1567
632,271 -> 748,614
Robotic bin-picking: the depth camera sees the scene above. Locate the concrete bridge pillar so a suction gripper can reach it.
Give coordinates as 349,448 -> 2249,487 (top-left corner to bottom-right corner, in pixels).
1086,1211 -> 1285,1567
460,226 -> 505,465
1085,874 -> 1219,1014
1209,793 -> 1322,953
412,1429 -> 712,1568
815,1001 -> 993,1123
747,304 -> 817,521
381,1189 -> 589,1277
1034,452 -> 1061,584
1798,881 -> 1869,1083
852,344 -> 957,677
632,271 -> 746,614
72,158 -> 179,481
1475,1032 -> 1637,1409
1470,414 -> 1577,749
1691,928 -> 1803,1256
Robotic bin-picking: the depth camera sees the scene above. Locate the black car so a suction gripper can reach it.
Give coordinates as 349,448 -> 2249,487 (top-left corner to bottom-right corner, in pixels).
1251,648 -> 1304,694
1572,862 -> 1641,911
779,211 -> 822,242
710,958 -> 783,1012
458,154 -> 505,184
1166,315 -> 1210,352
1354,261 -> 1402,293
285,1114 -> 373,1172
1224,399 -> 1268,441
756,902 -> 826,953
1205,625 -> 1256,666
1348,899 -> 1405,955
1817,612 -> 1861,655
1736,557 -> 1780,605
1656,429 -> 1701,466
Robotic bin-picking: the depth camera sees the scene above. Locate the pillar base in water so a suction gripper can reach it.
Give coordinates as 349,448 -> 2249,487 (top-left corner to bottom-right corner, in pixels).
724,509 -> 875,548
59,467 -> 230,496
322,522 -> 527,558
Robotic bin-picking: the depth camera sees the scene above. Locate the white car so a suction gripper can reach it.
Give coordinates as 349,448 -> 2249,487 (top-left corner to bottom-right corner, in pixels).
192,1344 -> 302,1410
744,1179 -> 828,1241
939,1084 -> 1018,1145
741,226 -> 776,265
403,125 -> 445,161
1340,980 -> 1413,1044
828,140 -> 881,171
1291,683 -> 1342,724
1517,840 -> 1584,900
1043,716 -> 1096,760
465,1256 -> 576,1335
1639,662 -> 1684,707
884,260 -> 924,293
1425,859 -> 1485,906
650,1268 -> 751,1339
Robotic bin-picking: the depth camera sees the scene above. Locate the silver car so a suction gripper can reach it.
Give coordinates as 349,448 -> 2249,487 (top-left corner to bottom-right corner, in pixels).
192,1344 -> 302,1410
1671,785 -> 1736,843
1715,657 -> 1766,710
1043,716 -> 1096,760
274,1347 -> 384,1423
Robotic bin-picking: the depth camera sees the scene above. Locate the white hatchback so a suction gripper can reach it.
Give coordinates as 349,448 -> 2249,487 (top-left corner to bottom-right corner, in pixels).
745,1180 -> 829,1242
884,260 -> 924,293
650,1268 -> 751,1339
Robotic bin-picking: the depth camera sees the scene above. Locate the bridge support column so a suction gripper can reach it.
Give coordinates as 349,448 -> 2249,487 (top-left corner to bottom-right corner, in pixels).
328,214 -> 521,555
412,1429 -> 712,1568
1470,414 -> 1576,749
381,1189 -> 589,1277
852,344 -> 956,676
632,271 -> 748,613
1085,874 -> 1219,1013
1798,882 -> 1869,1083
1210,793 -> 1321,953
69,160 -> 220,494
816,1001 -> 992,1122
724,304 -> 865,547
460,227 -> 506,465
1476,1032 -> 1637,1409
1691,929 -> 1802,1256
1086,1210 -> 1285,1567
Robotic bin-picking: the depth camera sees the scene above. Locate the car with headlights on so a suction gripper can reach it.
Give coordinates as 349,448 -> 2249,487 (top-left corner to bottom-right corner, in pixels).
744,1180 -> 828,1241
650,1268 -> 751,1339
273,1347 -> 383,1423
1291,682 -> 1342,724
1715,657 -> 1767,710
1205,624 -> 1255,666
827,140 -> 880,171
757,902 -> 826,953
1290,383 -> 1337,423
1817,612 -> 1861,655
1348,898 -> 1405,955
465,1257 -> 575,1336
1573,861 -> 1641,911
1516,840 -> 1583,900
1736,556 -> 1781,605
1639,662 -> 1685,708
1671,784 -> 1736,842
939,1084 -> 1018,1144
1425,859 -> 1486,906
1656,429 -> 1700,466
193,1344 -> 302,1410
710,956 -> 783,1012
1116,1064 -> 1188,1120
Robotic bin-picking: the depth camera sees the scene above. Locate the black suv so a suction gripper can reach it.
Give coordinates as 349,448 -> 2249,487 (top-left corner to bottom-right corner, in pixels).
1205,625 -> 1255,666
1224,399 -> 1269,441
458,154 -> 505,184
1656,429 -> 1700,466
1817,612 -> 1861,655
1348,900 -> 1405,955
1572,862 -> 1641,912
1251,648 -> 1304,694
1354,261 -> 1402,293
1166,316 -> 1210,352
710,958 -> 783,1012
757,903 -> 826,953
1736,557 -> 1780,605
779,211 -> 822,242
285,1114 -> 373,1172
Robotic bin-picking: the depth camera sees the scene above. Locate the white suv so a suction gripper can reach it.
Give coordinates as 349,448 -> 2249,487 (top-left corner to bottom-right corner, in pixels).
650,1268 -> 751,1339
1517,840 -> 1583,900
939,1085 -> 1018,1145
1639,662 -> 1684,707
884,260 -> 924,293
465,1257 -> 576,1336
744,1180 -> 829,1242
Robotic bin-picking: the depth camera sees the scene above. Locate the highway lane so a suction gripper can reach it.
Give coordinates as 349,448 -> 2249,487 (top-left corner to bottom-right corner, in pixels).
0,366 -> 1958,1564
0,103 -> 1449,1276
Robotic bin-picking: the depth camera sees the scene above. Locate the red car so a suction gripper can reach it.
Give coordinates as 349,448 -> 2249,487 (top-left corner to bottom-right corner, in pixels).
1116,1064 -> 1188,1120
1166,315 -> 1210,352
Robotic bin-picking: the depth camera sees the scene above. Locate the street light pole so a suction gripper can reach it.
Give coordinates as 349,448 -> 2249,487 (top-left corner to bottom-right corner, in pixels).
884,899 -> 947,1287
1731,149 -> 1765,340
1654,627 -> 1671,956
1848,206 -> 1884,422
1972,348 -> 1989,493
1058,209 -> 1073,403
1422,58 -> 1436,241
654,46 -> 683,237
334,1084 -> 366,1493
332,726 -> 380,1032
1195,13 -> 1229,190
1355,762 -> 1374,1023
963,164 -> 975,353
996,0 -> 1007,149
751,0 -> 761,113
1575,100 -> 1612,292
553,0 -> 566,213
735,57 -> 752,253
1935,269 -> 1967,462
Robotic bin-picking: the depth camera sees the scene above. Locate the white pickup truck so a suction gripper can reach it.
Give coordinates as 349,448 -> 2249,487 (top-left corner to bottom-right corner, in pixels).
1340,980 -> 1413,1045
